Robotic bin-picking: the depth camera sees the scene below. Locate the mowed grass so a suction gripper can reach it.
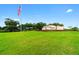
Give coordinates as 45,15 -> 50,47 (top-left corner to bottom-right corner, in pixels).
0,31 -> 79,55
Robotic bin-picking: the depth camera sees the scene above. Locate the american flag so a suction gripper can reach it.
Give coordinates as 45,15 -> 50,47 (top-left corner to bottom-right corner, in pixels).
18,5 -> 21,16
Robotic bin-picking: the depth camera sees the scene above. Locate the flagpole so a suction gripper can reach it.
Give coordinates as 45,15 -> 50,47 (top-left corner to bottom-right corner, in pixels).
20,5 -> 22,31
19,16 -> 22,31
18,5 -> 22,31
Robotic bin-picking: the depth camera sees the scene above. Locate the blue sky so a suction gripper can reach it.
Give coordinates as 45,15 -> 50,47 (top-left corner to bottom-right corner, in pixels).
0,4 -> 79,28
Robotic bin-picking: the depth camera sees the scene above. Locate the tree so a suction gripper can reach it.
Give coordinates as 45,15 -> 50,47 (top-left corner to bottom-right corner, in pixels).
32,23 -> 37,30
4,18 -> 19,32
35,22 -> 46,30
52,23 -> 60,30
49,23 -> 64,30
25,23 -> 33,30
59,24 -> 64,26
18,24 -> 26,31
71,27 -> 79,31
0,27 -> 2,30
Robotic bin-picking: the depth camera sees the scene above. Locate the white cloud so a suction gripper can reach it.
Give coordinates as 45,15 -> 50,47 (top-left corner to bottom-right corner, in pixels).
14,19 -> 20,21
66,9 -> 73,13
1,16 -> 11,18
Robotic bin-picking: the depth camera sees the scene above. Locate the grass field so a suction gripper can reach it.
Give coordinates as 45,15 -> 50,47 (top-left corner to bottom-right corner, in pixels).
0,31 -> 79,55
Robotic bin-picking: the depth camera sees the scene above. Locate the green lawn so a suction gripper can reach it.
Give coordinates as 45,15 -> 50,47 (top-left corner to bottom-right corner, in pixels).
0,31 -> 79,55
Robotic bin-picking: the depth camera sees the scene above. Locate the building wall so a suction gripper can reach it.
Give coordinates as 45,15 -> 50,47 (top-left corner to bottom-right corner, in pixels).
42,25 -> 64,30
57,26 -> 64,30
42,25 -> 56,30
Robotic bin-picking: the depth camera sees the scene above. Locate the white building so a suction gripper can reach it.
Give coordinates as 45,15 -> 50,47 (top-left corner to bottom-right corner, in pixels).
56,26 -> 64,30
42,25 -> 64,31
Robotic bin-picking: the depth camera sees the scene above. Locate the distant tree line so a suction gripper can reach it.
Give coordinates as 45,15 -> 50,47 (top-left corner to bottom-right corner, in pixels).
64,27 -> 79,31
0,18 -> 78,32
0,18 -> 46,32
